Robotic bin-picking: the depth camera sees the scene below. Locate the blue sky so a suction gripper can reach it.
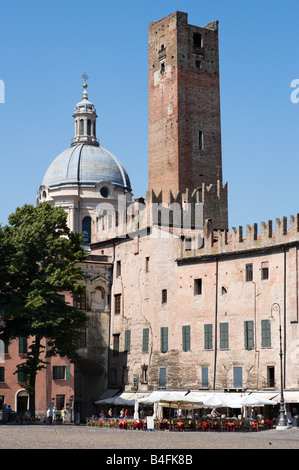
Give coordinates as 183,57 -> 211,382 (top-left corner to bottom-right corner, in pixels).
0,0 -> 298,233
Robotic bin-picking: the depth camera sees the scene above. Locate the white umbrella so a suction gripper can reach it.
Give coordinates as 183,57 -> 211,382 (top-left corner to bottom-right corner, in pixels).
134,399 -> 139,420
202,395 -> 224,407
203,394 -> 241,408
95,396 -> 135,406
240,394 -> 277,406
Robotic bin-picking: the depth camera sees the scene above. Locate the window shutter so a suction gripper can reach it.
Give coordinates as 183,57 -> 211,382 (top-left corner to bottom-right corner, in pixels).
124,330 -> 131,353
182,325 -> 191,351
204,324 -> 213,350
52,366 -> 57,380
161,327 -> 168,353
261,320 -> 271,348
0,367 -> 4,382
142,328 -> 149,353
159,368 -> 166,387
244,321 -> 254,350
233,367 -> 243,388
65,366 -> 70,380
220,323 -> 229,349
19,337 -> 27,354
201,367 -> 209,388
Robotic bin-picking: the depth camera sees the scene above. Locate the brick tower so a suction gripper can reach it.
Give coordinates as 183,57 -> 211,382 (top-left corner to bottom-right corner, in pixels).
148,11 -> 228,229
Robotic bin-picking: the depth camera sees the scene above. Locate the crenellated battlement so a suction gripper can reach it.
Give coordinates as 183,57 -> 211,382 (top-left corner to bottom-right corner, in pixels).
92,182 -> 228,243
181,214 -> 299,258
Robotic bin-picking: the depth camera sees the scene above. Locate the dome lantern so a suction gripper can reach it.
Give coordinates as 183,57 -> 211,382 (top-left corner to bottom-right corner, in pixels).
72,74 -> 99,147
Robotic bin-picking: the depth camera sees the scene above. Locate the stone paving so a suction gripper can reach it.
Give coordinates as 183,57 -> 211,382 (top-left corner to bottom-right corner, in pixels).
0,424 -> 299,450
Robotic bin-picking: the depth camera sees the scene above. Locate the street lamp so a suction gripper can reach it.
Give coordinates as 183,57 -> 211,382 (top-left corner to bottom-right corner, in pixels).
270,303 -> 289,430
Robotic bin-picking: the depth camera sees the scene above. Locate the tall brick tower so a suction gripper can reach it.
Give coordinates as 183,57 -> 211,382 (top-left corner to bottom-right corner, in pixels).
149,10 -> 222,193
148,11 -> 228,229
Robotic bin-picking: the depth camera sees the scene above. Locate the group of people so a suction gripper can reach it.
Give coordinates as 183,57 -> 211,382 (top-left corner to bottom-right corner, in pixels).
106,407 -> 128,419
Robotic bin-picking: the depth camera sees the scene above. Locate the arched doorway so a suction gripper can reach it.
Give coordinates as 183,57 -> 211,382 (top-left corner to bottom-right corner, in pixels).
16,389 -> 29,413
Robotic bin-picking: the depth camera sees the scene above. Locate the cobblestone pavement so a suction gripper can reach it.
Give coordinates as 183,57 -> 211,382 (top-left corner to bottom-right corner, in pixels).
0,424 -> 299,450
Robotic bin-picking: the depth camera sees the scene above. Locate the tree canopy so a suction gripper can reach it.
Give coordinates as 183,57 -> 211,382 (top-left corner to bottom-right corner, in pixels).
0,202 -> 88,414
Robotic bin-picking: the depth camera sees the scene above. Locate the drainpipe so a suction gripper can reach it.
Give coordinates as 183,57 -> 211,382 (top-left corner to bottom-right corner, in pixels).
283,247 -> 287,389
213,258 -> 218,390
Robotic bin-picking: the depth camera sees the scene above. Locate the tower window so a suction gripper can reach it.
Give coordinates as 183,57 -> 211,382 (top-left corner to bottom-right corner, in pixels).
199,131 -> 204,150
80,119 -> 84,135
193,32 -> 202,48
261,262 -> 269,280
194,278 -> 202,295
82,216 -> 91,244
87,119 -> 91,136
160,62 -> 165,74
245,264 -> 253,282
162,289 -> 167,304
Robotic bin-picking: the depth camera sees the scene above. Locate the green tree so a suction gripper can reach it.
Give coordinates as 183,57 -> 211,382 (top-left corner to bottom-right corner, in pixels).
0,203 -> 88,416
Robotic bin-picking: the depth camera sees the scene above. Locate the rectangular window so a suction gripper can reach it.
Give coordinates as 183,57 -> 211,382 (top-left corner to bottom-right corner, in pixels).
199,131 -> 204,150
18,370 -> 27,383
261,319 -> 271,348
201,366 -> 209,388
142,328 -> 149,353
0,367 -> 4,382
132,374 -> 138,388
56,395 -> 65,410
116,260 -> 121,278
267,366 -> 275,388
245,264 -> 253,282
182,325 -> 191,352
193,32 -> 202,48
124,330 -> 131,353
233,366 -> 243,389
244,320 -> 254,350
52,366 -> 70,380
160,327 -> 168,353
261,262 -> 269,280
113,334 -> 120,356
159,368 -> 166,387
75,292 -> 86,310
185,237 -> 192,250
114,294 -> 121,315
220,322 -> 229,350
160,62 -> 165,74
204,324 -> 213,350
195,59 -> 201,69
145,257 -> 150,273
162,289 -> 167,304
194,278 -> 202,295
19,337 -> 27,355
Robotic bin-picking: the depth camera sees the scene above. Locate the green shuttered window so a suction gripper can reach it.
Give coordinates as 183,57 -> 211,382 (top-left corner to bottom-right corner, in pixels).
182,325 -> 191,351
161,327 -> 168,353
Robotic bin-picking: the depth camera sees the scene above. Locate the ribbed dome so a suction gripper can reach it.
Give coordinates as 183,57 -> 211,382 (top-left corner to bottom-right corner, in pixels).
42,143 -> 131,190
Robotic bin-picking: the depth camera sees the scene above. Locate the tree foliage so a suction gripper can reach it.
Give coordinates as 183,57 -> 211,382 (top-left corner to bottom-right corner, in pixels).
0,203 -> 88,414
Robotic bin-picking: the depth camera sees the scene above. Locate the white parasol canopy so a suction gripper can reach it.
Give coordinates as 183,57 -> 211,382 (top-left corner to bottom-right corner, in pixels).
95,396 -> 135,406
202,394 -> 241,408
239,394 -> 278,406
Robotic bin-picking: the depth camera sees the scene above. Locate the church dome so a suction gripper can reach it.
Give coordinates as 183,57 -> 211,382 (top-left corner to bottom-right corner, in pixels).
42,142 -> 131,190
41,79 -> 132,192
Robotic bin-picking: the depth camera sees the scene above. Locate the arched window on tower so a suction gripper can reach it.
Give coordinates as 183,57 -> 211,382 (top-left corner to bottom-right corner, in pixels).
82,216 -> 91,244
80,119 -> 84,135
87,119 -> 91,136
